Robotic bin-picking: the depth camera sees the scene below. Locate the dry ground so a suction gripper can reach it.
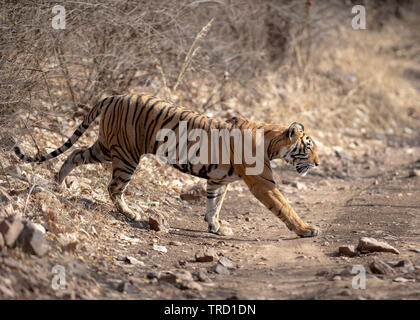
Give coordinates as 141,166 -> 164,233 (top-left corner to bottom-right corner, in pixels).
0,132 -> 419,300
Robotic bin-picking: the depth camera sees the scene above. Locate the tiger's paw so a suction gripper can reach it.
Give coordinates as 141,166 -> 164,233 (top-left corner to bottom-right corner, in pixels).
297,226 -> 319,238
208,224 -> 233,236
216,225 -> 233,236
122,210 -> 141,222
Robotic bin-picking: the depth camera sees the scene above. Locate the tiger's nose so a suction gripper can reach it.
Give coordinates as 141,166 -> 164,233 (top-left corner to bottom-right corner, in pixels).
314,161 -> 319,167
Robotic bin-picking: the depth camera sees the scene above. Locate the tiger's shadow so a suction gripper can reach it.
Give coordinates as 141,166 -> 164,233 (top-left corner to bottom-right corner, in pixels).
168,227 -> 299,242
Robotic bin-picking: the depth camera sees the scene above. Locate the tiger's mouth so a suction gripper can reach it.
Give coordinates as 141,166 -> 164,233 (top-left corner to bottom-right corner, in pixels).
295,162 -> 315,177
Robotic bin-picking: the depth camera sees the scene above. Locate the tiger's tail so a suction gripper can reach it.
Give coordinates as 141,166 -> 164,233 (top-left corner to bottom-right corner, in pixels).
14,97 -> 111,163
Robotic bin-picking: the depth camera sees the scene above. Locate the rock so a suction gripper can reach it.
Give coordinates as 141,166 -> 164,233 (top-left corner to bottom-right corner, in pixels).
393,277 -> 415,283
390,259 -> 415,273
169,241 -> 182,246
152,244 -> 167,253
339,245 -> 358,257
194,268 -> 211,282
148,210 -> 169,233
158,271 -> 179,284
18,221 -> 49,256
357,237 -> 400,255
409,248 -> 420,253
147,271 -> 161,280
0,216 -> 24,247
155,270 -> 202,290
212,263 -> 230,275
281,180 -> 306,190
369,258 -> 396,275
195,248 -> 217,262
408,169 -> 420,178
180,280 -> 203,291
180,182 -> 206,201
218,256 -> 234,269
332,275 -> 342,281
124,256 -> 145,266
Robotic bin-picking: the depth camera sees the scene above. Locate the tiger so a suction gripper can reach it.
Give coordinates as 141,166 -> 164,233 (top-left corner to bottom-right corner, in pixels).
14,94 -> 320,237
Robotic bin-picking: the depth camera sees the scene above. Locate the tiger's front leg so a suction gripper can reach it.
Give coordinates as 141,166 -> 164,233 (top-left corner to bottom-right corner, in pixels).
204,181 -> 233,236
243,175 -> 319,238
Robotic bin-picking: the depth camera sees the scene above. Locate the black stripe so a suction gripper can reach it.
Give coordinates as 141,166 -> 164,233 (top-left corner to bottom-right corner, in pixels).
88,148 -> 101,163
228,165 -> 234,176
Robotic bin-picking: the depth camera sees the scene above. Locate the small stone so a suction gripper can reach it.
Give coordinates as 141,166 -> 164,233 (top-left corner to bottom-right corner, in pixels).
180,280 -> 203,291
195,268 -> 211,282
339,289 -> 352,297
124,256 -> 144,266
391,259 -> 415,273
369,258 -> 396,275
409,248 -> 420,253
18,221 -> 49,256
156,270 -> 201,290
147,271 -> 161,280
152,244 -> 167,253
339,245 -> 358,257
148,210 -> 169,233
195,248 -> 216,262
178,259 -> 187,266
357,237 -> 400,255
281,180 -> 306,190
408,169 -> 420,178
213,263 -> 230,275
218,256 -> 234,269
332,275 -> 342,281
0,216 -> 25,247
169,241 -> 182,246
158,272 -> 178,284
393,277 -> 415,283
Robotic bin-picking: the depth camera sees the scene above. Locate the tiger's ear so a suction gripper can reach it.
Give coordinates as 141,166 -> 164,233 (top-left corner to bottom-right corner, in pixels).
288,122 -> 305,141
226,116 -> 247,127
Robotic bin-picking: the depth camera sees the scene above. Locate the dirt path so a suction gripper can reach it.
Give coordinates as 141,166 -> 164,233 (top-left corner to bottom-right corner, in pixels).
1,141 -> 419,300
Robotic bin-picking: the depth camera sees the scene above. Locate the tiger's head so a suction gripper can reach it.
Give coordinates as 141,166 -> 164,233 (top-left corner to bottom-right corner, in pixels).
266,122 -> 319,176
283,122 -> 319,176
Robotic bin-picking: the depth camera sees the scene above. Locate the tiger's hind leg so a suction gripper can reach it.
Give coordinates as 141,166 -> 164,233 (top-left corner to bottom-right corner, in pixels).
108,154 -> 140,222
204,181 -> 232,236
57,140 -> 111,184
